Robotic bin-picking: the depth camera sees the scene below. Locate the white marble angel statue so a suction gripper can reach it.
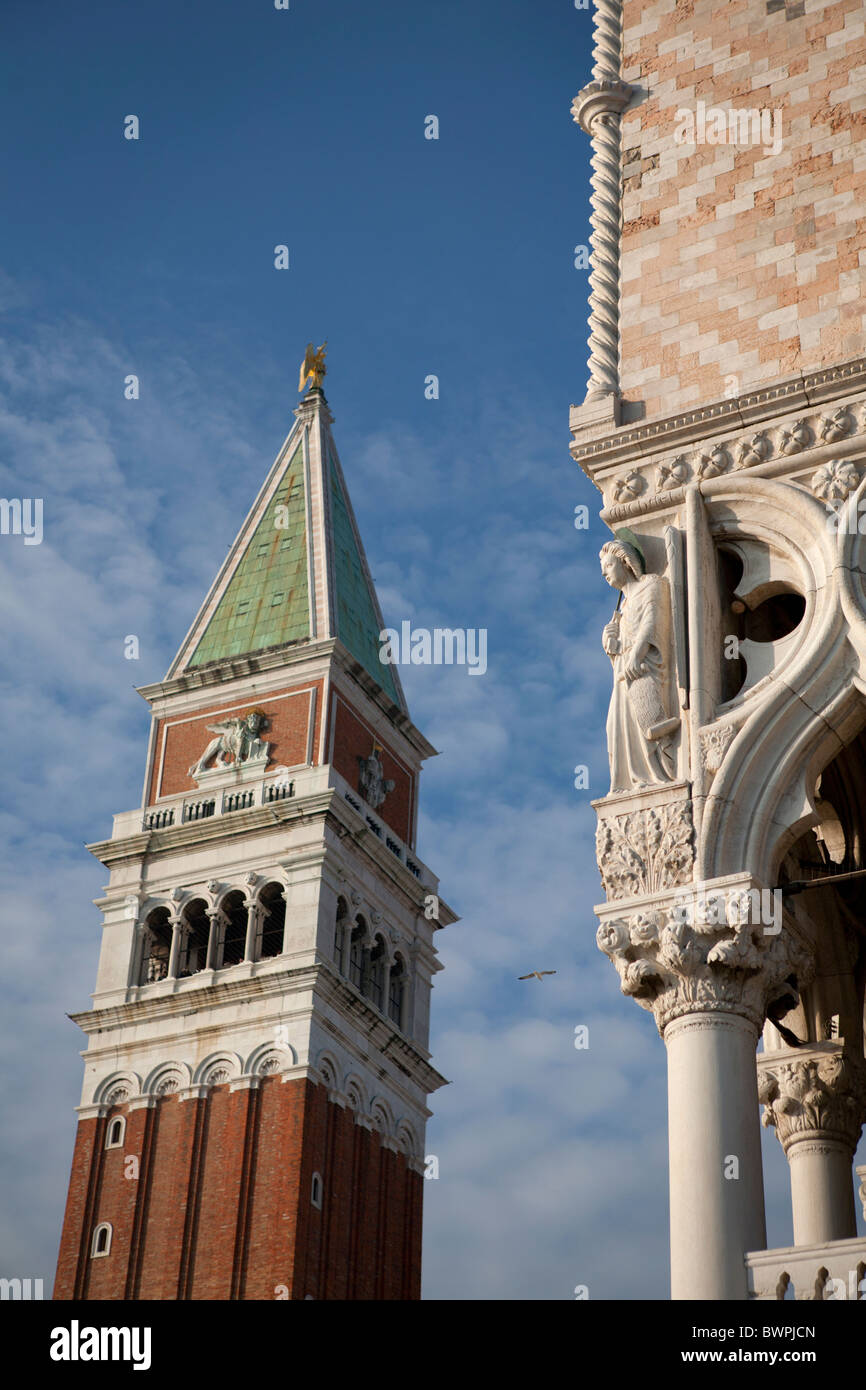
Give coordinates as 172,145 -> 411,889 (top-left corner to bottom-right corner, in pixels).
600,537 -> 678,791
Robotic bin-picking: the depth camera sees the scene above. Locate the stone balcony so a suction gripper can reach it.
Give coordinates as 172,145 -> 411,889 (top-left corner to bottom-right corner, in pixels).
111,764 -> 435,890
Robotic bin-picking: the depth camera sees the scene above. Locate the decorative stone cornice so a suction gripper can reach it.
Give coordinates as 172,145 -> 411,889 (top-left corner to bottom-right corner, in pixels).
87,787 -> 448,922
758,1044 -> 866,1156
570,358 -> 866,483
595,401 -> 866,521
137,637 -> 336,702
596,890 -> 812,1036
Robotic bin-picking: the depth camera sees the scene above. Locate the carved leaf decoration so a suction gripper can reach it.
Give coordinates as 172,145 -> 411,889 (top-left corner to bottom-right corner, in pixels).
596,800 -> 694,901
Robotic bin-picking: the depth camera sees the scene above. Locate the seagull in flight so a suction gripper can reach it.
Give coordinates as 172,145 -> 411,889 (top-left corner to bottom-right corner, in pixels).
518,970 -> 557,981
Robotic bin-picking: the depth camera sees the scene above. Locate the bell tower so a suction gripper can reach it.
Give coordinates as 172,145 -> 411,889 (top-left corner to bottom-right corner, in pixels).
54,373 -> 452,1301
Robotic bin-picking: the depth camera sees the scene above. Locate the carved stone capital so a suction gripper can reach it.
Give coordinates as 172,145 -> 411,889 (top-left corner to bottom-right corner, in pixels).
596,883 -> 812,1036
571,78 -> 632,134
757,1044 -> 866,1156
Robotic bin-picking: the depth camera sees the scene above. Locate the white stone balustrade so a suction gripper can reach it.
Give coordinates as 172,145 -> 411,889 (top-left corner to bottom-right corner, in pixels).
115,764 -> 436,891
746,1236 -> 866,1300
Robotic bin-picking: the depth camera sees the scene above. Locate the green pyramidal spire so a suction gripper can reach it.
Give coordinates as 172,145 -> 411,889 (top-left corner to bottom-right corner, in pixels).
167,387 -> 406,714
187,444 -> 309,667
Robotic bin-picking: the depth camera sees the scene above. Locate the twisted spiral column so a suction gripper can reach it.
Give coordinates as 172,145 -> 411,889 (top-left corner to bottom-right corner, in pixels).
572,0 -> 632,402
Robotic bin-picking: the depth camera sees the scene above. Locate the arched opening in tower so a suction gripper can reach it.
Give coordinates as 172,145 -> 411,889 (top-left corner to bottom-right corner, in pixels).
258,882 -> 286,959
219,890 -> 248,968
178,898 -> 210,977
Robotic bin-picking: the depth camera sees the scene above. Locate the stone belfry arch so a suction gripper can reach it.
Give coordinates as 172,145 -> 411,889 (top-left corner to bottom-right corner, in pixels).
572,0 -> 866,1299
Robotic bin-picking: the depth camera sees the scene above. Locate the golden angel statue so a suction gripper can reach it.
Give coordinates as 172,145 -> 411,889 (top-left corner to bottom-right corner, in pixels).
298,341 -> 327,393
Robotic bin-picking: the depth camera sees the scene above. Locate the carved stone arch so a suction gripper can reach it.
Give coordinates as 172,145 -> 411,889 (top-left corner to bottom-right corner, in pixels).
837,471 -> 866,677
256,880 -> 287,960
376,928 -> 399,968
396,1121 -> 419,1158
245,1040 -> 297,1076
193,1052 -> 243,1087
697,475 -> 854,881
93,1071 -> 142,1107
136,903 -> 174,985
314,1050 -> 341,1090
144,1061 -> 192,1098
704,474 -> 839,710
138,896 -> 174,925
344,1073 -> 367,1113
214,883 -> 247,913
703,672 -> 866,884
240,874 -> 285,907
370,1097 -> 395,1139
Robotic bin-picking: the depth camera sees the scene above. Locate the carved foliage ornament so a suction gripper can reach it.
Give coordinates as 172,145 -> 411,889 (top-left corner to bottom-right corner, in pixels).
736,433 -> 771,469
697,445 -> 731,479
656,456 -> 689,491
811,458 -> 862,503
596,899 -> 811,1034
759,1052 -> 866,1153
604,403 -> 866,509
596,799 -> 694,902
700,724 -> 735,777
818,408 -> 855,443
612,471 -> 646,503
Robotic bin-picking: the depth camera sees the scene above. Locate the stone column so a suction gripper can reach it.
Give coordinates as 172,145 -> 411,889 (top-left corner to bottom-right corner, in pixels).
595,824 -> 812,1299
167,916 -> 184,980
205,910 -> 222,971
243,901 -> 260,963
758,1044 -> 866,1246
279,888 -> 290,954
666,1013 -> 766,1299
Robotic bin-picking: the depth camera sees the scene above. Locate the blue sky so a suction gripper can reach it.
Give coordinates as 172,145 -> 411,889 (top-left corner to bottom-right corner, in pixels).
1,0 -> 861,1300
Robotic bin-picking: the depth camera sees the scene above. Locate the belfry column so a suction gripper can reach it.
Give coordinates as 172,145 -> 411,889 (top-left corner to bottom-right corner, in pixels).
758,1044 -> 866,1246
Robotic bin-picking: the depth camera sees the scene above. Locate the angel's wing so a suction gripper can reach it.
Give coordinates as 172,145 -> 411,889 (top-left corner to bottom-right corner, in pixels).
205,717 -> 239,735
298,344 -> 314,392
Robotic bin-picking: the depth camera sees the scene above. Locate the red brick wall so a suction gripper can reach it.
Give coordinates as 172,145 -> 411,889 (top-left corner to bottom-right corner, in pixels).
147,682 -> 323,802
136,1094 -> 203,1299
328,695 -> 415,845
619,0 -> 866,418
54,1079 -> 423,1301
54,1117 -> 102,1299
